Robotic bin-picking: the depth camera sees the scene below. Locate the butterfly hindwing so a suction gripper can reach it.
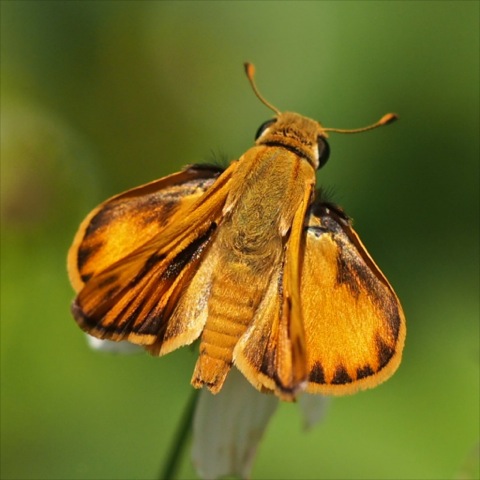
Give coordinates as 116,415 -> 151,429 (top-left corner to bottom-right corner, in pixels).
300,201 -> 406,395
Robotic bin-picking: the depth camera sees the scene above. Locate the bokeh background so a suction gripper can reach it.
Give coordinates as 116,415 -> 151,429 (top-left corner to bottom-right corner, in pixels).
1,2 -> 478,479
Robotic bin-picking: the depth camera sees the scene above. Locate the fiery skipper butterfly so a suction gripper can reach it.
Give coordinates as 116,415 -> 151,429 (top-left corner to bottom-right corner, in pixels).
68,63 -> 405,401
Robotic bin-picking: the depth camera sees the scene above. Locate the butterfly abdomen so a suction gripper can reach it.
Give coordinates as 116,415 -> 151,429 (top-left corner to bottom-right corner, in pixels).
191,255 -> 272,393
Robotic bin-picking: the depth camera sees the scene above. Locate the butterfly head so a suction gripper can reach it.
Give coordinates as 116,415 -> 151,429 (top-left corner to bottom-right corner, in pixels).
244,62 -> 397,171
254,113 -> 330,170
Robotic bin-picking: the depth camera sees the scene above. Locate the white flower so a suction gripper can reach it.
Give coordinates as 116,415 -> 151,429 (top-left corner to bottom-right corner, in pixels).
86,335 -> 329,479
85,335 -> 144,354
192,369 -> 329,480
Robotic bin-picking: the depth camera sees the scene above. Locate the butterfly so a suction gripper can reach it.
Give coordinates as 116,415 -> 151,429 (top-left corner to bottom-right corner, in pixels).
68,63 -> 406,401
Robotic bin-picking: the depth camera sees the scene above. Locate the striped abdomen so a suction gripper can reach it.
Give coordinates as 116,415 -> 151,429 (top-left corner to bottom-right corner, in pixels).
191,257 -> 272,392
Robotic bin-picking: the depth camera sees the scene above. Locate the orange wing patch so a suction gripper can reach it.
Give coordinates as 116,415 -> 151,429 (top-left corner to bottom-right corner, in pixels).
301,202 -> 406,395
68,165 -> 225,291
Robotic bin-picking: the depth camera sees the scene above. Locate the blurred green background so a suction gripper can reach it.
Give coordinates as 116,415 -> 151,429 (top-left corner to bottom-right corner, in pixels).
1,1 -> 478,479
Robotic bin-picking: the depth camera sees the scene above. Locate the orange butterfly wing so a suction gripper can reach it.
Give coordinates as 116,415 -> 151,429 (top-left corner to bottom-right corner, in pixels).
68,164 -> 236,351
233,185 -> 313,400
301,201 -> 406,395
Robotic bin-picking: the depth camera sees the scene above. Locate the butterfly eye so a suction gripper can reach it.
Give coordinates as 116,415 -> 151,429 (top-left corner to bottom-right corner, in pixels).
255,119 -> 277,140
317,137 -> 330,168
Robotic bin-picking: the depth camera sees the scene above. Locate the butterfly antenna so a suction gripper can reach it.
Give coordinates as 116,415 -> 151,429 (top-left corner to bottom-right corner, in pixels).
244,63 -> 282,116
323,113 -> 398,134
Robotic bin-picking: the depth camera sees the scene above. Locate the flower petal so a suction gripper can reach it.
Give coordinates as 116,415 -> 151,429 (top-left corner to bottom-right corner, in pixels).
192,369 -> 278,480
297,393 -> 330,430
85,335 -> 143,354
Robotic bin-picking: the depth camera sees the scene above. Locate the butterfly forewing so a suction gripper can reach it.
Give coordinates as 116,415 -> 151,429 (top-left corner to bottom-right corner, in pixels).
68,166 -> 224,291
231,158 -> 315,400
69,165 -> 236,348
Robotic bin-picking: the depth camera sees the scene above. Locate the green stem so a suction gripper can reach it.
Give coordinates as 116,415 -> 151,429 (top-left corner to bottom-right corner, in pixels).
160,389 -> 200,480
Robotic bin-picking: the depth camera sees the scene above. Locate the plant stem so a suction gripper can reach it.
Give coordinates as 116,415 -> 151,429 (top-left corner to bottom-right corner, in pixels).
160,389 -> 199,480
